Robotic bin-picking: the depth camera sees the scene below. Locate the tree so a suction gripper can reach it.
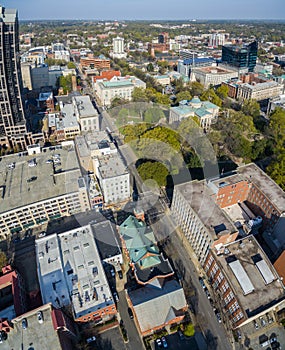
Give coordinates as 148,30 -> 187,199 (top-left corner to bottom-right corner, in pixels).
137,161 -> 169,187
267,151 -> 285,190
132,87 -> 149,102
200,88 -> 222,107
67,61 -> 76,69
143,107 -> 165,123
241,99 -> 260,118
216,85 -> 229,100
57,74 -> 73,94
189,81 -> 204,97
146,63 -> 154,72
0,251 -> 7,270
268,107 -> 285,150
175,91 -> 192,103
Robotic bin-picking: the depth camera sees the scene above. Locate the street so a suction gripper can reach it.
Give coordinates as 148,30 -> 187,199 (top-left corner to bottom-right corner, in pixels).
117,290 -> 145,350
152,212 -> 233,350
79,72 -> 233,350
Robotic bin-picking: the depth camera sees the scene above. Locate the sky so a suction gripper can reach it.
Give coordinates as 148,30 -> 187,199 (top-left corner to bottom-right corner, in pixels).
3,0 -> 285,20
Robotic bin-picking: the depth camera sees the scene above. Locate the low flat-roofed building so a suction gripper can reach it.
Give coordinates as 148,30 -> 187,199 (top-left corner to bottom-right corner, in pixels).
36,225 -> 116,323
0,144 -> 90,239
72,95 -> 99,132
94,153 -> 130,205
75,131 -> 117,172
203,235 -> 285,330
86,174 -> 103,209
127,278 -> 187,336
267,94 -> 285,115
80,56 -> 110,70
0,303 -> 76,350
92,221 -> 122,265
171,179 -> 238,264
0,265 -> 26,320
152,74 -> 171,86
94,75 -> 146,107
192,66 -> 238,88
237,80 -> 283,101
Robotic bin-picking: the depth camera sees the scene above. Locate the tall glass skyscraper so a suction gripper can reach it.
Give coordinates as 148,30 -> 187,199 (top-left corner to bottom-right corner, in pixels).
222,41 -> 258,73
0,6 -> 29,150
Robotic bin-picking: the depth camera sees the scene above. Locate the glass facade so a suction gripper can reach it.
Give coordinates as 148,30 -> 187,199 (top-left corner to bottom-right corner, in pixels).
222,41 -> 258,72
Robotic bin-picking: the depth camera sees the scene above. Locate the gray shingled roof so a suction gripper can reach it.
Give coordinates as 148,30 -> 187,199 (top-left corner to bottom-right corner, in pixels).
129,279 -> 187,333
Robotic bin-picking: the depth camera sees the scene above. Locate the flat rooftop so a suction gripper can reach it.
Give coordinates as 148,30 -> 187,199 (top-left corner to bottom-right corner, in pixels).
58,103 -> 78,129
36,225 -> 114,319
73,95 -> 98,118
195,66 -> 236,74
1,304 -> 64,350
75,131 -> 116,158
0,145 -> 82,214
237,163 -> 285,213
92,221 -> 121,260
207,173 -> 246,194
98,153 -> 128,179
213,236 -> 284,317
175,180 -> 238,239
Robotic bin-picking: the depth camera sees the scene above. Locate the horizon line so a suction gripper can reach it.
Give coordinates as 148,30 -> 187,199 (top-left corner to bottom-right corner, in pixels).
19,18 -> 285,22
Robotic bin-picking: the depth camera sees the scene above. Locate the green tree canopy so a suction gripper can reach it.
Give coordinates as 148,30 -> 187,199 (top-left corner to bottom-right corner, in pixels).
241,99 -> 260,118
216,85 -> 229,100
132,87 -> 149,102
0,251 -> 7,270
137,161 -> 169,187
143,107 -> 165,123
67,61 -> 76,69
175,91 -> 192,103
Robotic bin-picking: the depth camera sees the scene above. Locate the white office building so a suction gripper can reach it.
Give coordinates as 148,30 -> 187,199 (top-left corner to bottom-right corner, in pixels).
111,37 -> 127,59
36,225 -> 116,323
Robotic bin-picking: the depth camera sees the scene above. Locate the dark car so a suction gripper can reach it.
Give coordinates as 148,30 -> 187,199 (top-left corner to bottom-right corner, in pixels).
128,307 -> 134,319
178,330 -> 185,340
118,270 -> 123,279
215,311 -> 222,323
199,277 -> 206,289
161,336 -> 168,348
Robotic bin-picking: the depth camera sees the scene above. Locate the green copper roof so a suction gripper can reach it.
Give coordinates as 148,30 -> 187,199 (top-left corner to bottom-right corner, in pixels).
119,216 -> 160,264
190,97 -> 201,104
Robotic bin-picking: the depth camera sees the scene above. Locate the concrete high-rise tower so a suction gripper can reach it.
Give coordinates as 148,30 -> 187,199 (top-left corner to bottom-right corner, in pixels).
111,37 -> 126,59
0,6 -> 30,150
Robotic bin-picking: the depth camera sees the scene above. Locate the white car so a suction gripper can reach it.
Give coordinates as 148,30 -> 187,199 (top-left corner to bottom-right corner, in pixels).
37,311 -> 44,324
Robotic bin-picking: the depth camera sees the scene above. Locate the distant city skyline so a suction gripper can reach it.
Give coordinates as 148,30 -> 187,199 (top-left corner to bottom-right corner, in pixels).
3,0 -> 285,20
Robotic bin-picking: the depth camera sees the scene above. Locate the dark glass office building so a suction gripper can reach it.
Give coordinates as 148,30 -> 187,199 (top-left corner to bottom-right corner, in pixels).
221,41 -> 258,72
0,6 -> 30,149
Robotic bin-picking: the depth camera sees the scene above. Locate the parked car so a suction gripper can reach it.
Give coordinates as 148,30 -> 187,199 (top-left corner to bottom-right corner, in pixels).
161,336 -> 168,348
113,292 -> 119,302
215,312 -> 222,323
128,307 -> 134,319
22,318 -> 28,329
199,277 -> 206,289
86,336 -> 96,343
156,338 -> 162,347
178,330 -> 185,340
204,288 -> 211,299
37,311 -> 44,324
118,270 -> 123,279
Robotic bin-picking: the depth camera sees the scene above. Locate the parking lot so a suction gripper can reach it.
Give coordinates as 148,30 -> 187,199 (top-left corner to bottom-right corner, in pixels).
153,332 -> 206,350
88,327 -> 126,350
